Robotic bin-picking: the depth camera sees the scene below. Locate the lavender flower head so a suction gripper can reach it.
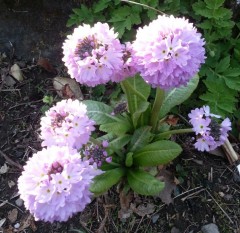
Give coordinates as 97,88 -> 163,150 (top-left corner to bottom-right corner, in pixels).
83,141 -> 112,167
189,106 -> 231,151
18,146 -> 102,222
62,22 -> 124,86
40,99 -> 95,150
132,15 -> 205,89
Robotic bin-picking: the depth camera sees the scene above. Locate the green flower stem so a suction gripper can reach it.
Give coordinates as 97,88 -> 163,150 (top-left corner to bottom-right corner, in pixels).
150,88 -> 165,131
156,128 -> 194,139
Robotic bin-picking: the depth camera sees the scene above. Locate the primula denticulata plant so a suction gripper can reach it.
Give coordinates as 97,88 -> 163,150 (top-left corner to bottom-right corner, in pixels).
18,13 -> 235,222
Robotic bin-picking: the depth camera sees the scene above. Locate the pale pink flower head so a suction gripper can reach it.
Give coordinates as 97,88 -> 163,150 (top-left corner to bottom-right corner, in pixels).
40,99 -> 95,150
132,15 -> 205,89
62,22 -> 124,86
18,146 -> 102,222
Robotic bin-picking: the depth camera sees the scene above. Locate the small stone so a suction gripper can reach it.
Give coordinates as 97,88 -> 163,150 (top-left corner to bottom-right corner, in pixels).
151,214 -> 159,224
201,223 -> 220,233
15,198 -> 23,207
14,223 -> 20,229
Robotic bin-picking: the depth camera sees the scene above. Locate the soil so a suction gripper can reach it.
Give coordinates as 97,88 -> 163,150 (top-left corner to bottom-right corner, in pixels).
0,1 -> 240,233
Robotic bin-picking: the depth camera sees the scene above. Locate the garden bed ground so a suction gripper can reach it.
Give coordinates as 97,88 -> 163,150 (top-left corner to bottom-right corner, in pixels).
0,1 -> 240,233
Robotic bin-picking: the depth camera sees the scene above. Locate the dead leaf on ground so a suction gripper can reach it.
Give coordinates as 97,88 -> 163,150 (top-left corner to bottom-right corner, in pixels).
130,203 -> 155,217
157,169 -> 177,205
0,163 -> 9,174
118,190 -> 133,220
0,218 -> 6,227
53,76 -> 83,100
37,57 -> 57,74
7,209 -> 18,223
8,180 -> 15,188
18,214 -> 37,232
10,64 -> 23,81
166,115 -> 179,126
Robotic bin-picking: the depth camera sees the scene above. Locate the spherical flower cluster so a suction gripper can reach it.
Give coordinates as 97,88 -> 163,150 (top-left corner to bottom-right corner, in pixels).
189,106 -> 231,151
40,99 -> 95,150
111,42 -> 138,82
132,15 -> 205,89
83,141 -> 112,167
18,146 -> 102,222
62,22 -> 124,86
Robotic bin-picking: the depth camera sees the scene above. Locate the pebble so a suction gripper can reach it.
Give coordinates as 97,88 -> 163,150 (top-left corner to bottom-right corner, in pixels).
201,223 -> 220,233
15,198 -> 23,207
14,223 -> 20,229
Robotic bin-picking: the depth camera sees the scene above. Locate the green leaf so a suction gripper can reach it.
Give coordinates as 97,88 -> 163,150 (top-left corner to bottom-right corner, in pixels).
100,119 -> 133,135
159,75 -> 199,118
127,169 -> 164,195
90,168 -> 125,195
222,76 -> 240,91
125,152 -> 133,167
212,8 -> 231,19
108,134 -> 132,151
83,100 -> 123,124
121,75 -> 150,116
94,0 -> 111,13
132,101 -> 150,128
128,126 -> 153,152
201,77 -> 237,115
193,2 -> 213,18
205,0 -> 224,9
215,56 -> 230,73
133,140 -> 182,166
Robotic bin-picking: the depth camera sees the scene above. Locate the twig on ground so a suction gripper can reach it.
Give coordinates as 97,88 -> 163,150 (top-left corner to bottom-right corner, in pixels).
205,189 -> 234,224
134,216 -> 144,233
0,150 -> 23,170
96,205 -> 111,233
0,199 -> 24,213
181,188 -> 205,202
173,186 -> 203,200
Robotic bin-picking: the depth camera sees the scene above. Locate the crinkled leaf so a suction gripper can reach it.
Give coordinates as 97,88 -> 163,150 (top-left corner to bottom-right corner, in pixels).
100,119 -> 132,135
159,75 -> 199,118
127,169 -> 164,196
83,100 -> 123,124
205,0 -> 224,9
133,140 -> 182,166
128,126 -> 153,152
108,134 -> 132,151
90,168 -> 125,195
121,75 -> 150,117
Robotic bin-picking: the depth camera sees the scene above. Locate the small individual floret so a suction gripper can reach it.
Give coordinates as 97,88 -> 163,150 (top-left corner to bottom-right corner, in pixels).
188,106 -> 231,151
40,99 -> 95,150
82,141 -> 112,167
132,15 -> 205,89
18,146 -> 102,222
62,22 -> 124,86
111,42 -> 138,82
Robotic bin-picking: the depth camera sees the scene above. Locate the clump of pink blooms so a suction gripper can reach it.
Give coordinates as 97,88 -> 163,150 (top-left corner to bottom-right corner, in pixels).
111,42 -> 138,82
132,15 -> 206,89
83,140 -> 112,167
18,146 -> 102,222
40,99 -> 95,150
189,106 -> 231,152
62,22 -> 125,86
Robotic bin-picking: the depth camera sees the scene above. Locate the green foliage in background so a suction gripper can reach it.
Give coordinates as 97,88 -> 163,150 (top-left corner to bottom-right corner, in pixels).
67,0 -> 240,124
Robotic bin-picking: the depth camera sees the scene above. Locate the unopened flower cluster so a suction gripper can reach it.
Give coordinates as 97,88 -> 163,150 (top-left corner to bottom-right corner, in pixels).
189,106 -> 231,151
